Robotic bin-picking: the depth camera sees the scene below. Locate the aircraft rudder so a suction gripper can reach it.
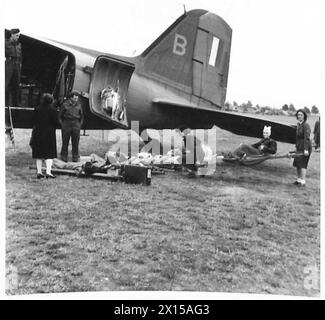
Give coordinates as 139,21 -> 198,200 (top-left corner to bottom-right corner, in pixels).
139,9 -> 232,108
139,10 -> 208,90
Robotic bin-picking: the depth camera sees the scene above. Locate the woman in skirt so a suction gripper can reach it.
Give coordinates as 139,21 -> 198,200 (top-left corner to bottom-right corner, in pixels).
293,109 -> 312,186
31,93 -> 59,179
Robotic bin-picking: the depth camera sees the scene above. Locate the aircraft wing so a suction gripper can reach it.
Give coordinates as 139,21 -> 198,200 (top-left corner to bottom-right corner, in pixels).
152,98 -> 296,144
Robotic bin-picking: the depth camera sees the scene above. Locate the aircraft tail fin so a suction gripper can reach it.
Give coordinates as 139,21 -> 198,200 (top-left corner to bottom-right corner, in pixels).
140,9 -> 232,107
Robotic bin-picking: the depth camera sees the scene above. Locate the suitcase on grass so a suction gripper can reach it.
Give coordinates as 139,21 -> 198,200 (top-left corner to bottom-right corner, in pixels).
123,165 -> 152,185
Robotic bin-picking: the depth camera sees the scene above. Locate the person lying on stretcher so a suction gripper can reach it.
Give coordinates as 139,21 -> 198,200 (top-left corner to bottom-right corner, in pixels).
228,126 -> 277,159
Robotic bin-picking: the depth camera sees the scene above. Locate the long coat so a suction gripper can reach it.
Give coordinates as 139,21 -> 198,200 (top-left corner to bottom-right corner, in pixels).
31,103 -> 59,159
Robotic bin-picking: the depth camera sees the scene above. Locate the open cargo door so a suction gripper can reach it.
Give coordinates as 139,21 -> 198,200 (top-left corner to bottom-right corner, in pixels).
89,56 -> 135,128
17,33 -> 76,108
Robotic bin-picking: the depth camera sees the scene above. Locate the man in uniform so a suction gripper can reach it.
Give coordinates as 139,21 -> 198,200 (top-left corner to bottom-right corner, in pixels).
59,91 -> 84,162
5,28 -> 22,108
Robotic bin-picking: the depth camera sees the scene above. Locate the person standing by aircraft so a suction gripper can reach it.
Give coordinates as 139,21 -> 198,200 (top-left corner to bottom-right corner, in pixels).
59,91 -> 84,162
293,109 -> 312,186
313,116 -> 320,152
31,93 -> 58,179
5,29 -> 22,143
5,28 -> 22,108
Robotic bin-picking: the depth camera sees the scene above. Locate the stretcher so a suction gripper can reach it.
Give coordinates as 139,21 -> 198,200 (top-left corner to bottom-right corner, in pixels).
29,166 -> 123,180
29,163 -> 164,182
220,151 -> 304,166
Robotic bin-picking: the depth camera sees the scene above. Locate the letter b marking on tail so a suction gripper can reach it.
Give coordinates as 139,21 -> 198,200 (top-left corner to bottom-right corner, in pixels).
173,34 -> 187,56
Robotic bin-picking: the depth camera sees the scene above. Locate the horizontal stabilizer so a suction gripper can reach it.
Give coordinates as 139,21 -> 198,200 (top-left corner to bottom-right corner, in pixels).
152,98 -> 296,144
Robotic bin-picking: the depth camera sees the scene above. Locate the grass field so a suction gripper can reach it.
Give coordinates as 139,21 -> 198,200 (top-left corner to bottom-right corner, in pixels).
5,115 -> 320,296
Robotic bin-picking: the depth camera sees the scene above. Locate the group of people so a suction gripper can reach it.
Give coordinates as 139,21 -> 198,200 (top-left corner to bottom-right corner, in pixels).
30,91 -> 83,179
229,109 -> 318,187
31,102 -> 319,183
4,27 -> 319,183
5,27 -> 84,178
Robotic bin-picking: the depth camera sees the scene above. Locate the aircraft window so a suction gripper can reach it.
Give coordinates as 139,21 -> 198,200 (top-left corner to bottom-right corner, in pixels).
208,36 -> 220,67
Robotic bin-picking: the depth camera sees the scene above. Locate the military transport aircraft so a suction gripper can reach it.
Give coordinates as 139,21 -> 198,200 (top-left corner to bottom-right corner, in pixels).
5,9 -> 296,143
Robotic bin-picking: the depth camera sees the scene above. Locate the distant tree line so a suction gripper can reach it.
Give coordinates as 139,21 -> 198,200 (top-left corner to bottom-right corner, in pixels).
281,104 -> 319,114
223,101 -> 319,116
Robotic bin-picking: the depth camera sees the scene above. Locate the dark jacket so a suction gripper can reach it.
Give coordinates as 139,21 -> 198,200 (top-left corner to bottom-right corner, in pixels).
59,98 -> 84,126
5,39 -> 22,63
32,103 -> 59,159
314,120 -> 320,146
252,138 -> 277,154
296,121 -> 312,153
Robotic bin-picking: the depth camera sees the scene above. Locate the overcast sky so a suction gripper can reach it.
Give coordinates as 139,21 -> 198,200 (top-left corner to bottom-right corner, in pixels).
2,0 -> 325,110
